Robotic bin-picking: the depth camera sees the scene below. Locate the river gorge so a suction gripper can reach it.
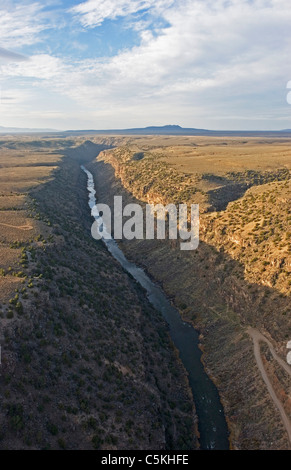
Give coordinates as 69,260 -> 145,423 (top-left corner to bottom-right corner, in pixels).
81,164 -> 230,450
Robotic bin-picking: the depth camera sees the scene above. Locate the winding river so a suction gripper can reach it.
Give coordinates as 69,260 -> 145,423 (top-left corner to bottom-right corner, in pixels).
81,165 -> 229,450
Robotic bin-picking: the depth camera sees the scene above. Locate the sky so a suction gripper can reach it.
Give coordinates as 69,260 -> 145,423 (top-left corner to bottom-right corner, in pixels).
1,0 -> 291,130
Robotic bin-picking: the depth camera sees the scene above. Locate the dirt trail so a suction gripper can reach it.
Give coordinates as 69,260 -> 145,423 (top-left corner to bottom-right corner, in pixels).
248,327 -> 291,447
0,222 -> 33,231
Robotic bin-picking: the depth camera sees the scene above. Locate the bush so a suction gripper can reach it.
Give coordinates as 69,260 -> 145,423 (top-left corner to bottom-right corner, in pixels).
57,438 -> 66,449
47,422 -> 58,436
92,433 -> 103,449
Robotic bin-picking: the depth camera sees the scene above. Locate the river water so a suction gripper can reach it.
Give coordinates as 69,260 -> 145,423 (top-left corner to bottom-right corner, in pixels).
81,165 -> 229,450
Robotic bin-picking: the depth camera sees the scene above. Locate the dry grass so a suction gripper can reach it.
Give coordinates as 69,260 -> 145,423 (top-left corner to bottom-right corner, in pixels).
0,275 -> 23,302
0,195 -> 26,210
99,136 -> 291,216
0,138 -> 60,305
0,211 -> 39,243
0,166 -> 57,182
0,246 -> 22,270
120,135 -> 291,175
155,138 -> 291,175
0,153 -> 62,168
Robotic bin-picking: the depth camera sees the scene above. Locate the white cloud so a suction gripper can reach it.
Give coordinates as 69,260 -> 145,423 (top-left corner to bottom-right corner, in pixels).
73,0 -> 291,101
69,0 -> 172,28
0,2 -> 52,49
1,54 -> 65,80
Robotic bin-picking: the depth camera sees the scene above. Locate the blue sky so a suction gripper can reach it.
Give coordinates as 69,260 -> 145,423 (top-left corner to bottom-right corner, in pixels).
1,0 -> 291,130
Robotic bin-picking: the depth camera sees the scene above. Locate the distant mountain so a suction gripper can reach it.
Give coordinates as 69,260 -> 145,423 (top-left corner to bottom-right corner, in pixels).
0,126 -> 57,133
1,124 -> 211,135
125,125 -> 209,134
64,125 -> 211,135
1,124 -> 291,136
64,125 -> 291,136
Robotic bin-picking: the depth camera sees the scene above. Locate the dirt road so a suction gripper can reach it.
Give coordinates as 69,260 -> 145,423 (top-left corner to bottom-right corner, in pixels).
248,327 -> 291,447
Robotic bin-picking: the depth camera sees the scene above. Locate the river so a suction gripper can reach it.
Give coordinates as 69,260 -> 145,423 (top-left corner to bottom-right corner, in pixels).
81,165 -> 229,450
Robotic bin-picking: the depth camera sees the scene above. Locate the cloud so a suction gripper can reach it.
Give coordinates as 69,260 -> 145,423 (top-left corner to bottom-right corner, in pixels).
69,0 -> 172,28
0,47 -> 27,62
5,1 -> 291,94
1,54 -> 65,80
73,0 -> 291,101
0,1 -> 53,48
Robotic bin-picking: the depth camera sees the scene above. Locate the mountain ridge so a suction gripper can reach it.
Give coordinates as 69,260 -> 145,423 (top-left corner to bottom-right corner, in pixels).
1,124 -> 291,136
